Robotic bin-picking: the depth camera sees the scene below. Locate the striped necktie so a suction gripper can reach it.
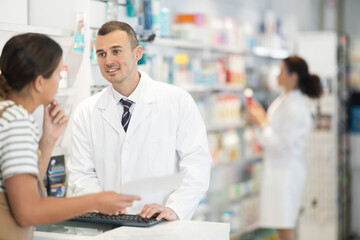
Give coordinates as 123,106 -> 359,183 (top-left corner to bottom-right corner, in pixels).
120,98 -> 133,132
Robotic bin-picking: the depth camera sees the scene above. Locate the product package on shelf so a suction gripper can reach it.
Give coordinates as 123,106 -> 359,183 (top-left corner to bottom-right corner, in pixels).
73,11 -> 85,54
243,127 -> 262,159
173,52 -> 193,86
207,130 -> 241,165
209,93 -> 242,127
59,65 -> 68,89
226,54 -> 246,87
46,155 -> 66,197
220,131 -> 241,163
207,132 -> 221,164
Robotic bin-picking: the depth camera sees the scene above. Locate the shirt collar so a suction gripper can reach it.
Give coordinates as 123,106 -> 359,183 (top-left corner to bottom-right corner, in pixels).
111,72 -> 144,104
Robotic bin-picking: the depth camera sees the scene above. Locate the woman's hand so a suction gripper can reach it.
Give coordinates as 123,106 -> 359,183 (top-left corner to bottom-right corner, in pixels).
246,100 -> 267,126
42,100 -> 68,144
38,101 -> 68,176
95,192 -> 141,215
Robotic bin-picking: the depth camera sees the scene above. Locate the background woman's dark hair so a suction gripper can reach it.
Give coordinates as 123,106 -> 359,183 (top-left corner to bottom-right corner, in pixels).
0,33 -> 63,99
98,21 -> 139,49
283,55 -> 323,99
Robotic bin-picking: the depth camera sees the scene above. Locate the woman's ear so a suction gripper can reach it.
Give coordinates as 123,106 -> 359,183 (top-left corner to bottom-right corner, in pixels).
33,75 -> 43,94
134,45 -> 143,61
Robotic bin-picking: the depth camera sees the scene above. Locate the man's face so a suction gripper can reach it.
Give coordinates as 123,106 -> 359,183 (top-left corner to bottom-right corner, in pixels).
95,30 -> 141,84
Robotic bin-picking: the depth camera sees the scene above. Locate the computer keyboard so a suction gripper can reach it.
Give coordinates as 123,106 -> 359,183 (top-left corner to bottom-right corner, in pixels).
69,212 -> 165,227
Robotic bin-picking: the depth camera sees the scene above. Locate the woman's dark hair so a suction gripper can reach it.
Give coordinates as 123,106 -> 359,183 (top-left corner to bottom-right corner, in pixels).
0,33 -> 63,99
283,56 -> 323,99
98,21 -> 139,49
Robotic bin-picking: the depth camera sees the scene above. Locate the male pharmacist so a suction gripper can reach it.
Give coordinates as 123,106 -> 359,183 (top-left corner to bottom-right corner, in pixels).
67,21 -> 211,221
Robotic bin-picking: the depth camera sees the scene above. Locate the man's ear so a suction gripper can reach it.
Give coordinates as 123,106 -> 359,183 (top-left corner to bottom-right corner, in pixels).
33,75 -> 44,94
134,45 -> 143,61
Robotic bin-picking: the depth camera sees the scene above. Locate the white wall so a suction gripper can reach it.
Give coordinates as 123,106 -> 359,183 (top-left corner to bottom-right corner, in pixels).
29,0 -> 89,29
0,0 -> 92,153
0,0 -> 28,25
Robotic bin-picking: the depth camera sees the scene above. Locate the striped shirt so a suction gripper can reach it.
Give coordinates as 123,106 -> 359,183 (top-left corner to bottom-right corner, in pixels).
0,100 -> 40,192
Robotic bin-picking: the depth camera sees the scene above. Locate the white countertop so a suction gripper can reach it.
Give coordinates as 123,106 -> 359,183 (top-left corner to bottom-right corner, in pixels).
34,220 -> 230,240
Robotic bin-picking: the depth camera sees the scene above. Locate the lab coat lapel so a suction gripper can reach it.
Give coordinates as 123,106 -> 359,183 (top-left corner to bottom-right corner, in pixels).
127,99 -> 152,135
267,92 -> 287,118
126,73 -> 156,135
99,87 -> 124,136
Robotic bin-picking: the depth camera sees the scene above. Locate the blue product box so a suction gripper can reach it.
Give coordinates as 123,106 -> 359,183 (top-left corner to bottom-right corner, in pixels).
351,106 -> 360,133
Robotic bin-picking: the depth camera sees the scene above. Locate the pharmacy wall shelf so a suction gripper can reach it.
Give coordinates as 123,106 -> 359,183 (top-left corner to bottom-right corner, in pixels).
212,156 -> 262,169
181,84 -> 244,93
147,34 -> 278,240
151,37 -> 289,59
0,22 -> 72,37
230,222 -> 258,240
151,37 -> 242,53
252,46 -> 289,59
197,190 -> 260,218
207,121 -> 245,132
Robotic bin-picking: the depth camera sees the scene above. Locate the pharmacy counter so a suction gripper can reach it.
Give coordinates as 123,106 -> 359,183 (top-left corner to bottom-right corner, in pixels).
34,220 -> 230,240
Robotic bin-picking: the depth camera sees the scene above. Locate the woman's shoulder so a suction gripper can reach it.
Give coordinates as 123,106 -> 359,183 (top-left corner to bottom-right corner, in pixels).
286,92 -> 312,121
286,90 -> 308,107
0,100 -> 35,128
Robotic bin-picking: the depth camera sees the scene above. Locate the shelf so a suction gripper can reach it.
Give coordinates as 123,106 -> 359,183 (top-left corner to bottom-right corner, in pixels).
243,155 -> 263,164
151,37 -> 246,54
212,156 -> 262,168
227,191 -> 260,206
150,37 -> 289,59
207,121 -> 244,132
180,84 -> 244,93
92,0 -> 129,7
194,191 -> 259,218
252,46 -> 289,59
0,22 -> 72,37
151,38 -> 231,52
230,223 -> 258,240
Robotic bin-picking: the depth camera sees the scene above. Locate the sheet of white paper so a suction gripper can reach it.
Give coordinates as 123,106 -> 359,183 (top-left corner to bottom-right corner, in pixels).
122,172 -> 185,196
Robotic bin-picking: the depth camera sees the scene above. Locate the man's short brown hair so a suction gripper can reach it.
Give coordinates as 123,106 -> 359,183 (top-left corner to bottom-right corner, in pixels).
98,21 -> 139,49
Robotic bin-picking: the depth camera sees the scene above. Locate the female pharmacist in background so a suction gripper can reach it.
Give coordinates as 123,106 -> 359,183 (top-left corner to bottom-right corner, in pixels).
247,56 -> 323,240
0,33 -> 140,240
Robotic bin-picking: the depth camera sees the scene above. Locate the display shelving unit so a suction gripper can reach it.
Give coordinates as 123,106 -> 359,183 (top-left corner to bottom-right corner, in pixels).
151,37 -> 289,59
0,22 -> 72,37
295,32 -> 351,240
337,33 -> 351,240
143,35 -> 286,239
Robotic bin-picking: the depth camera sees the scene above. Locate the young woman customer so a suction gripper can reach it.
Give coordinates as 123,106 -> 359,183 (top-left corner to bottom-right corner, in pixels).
0,33 -> 140,240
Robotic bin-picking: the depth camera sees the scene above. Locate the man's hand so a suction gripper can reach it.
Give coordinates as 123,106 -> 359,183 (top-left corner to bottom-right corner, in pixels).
140,203 -> 178,221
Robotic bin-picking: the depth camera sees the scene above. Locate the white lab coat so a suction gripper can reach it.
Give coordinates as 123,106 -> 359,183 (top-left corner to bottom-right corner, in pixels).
258,89 -> 312,228
67,72 -> 211,220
